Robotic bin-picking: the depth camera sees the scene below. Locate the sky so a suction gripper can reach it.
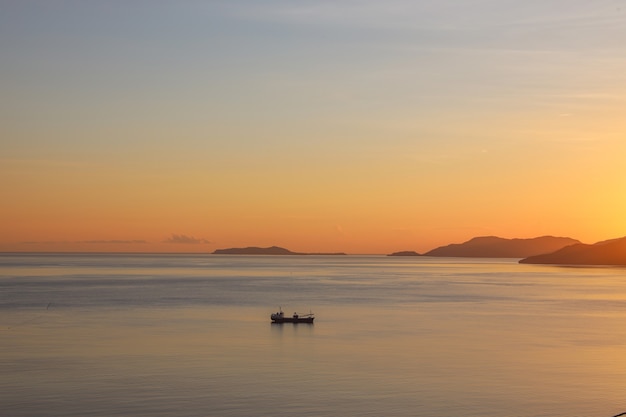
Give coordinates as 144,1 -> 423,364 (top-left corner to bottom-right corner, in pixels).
1,0 -> 626,254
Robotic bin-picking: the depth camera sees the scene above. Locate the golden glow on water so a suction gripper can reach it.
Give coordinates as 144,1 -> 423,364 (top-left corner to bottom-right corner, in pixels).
2,255 -> 626,416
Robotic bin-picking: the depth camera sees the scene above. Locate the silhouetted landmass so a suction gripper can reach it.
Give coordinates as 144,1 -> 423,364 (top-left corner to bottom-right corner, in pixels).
213,246 -> 295,255
388,251 -> 422,256
519,237 -> 626,265
424,236 -> 580,258
212,246 -> 346,255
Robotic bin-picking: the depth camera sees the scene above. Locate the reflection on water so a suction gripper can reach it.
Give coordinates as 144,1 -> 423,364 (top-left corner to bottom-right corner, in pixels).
1,254 -> 626,416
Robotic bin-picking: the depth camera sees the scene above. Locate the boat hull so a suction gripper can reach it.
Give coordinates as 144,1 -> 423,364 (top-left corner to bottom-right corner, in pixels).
271,317 -> 314,324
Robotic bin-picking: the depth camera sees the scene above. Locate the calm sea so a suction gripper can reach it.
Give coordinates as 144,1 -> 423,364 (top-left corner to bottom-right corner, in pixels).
1,253 -> 626,417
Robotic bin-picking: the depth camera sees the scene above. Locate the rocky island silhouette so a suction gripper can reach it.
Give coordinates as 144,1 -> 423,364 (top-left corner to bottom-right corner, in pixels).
213,236 -> 626,266
519,236 -> 626,265
389,236 -> 580,258
212,246 -> 346,256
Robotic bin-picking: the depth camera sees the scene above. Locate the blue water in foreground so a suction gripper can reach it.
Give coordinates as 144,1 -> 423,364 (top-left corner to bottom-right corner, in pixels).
2,253 -> 626,417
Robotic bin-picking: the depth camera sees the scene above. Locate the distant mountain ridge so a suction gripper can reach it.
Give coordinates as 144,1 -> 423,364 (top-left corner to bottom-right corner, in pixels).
423,236 -> 580,258
520,237 -> 626,265
212,246 -> 346,255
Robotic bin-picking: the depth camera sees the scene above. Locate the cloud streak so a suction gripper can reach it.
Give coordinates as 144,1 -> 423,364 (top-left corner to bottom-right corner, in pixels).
163,234 -> 211,244
21,240 -> 148,245
81,240 -> 148,244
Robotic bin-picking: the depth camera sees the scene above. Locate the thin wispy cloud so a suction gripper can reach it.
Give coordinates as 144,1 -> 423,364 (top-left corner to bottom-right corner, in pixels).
21,240 -> 148,245
81,240 -> 148,244
226,0 -> 626,51
164,234 -> 211,245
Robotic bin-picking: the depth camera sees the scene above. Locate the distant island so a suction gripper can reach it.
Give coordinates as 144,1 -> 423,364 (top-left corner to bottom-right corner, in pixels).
213,237 -> 626,264
520,237 -> 626,265
212,246 -> 346,256
388,251 -> 421,256
392,236 -> 580,258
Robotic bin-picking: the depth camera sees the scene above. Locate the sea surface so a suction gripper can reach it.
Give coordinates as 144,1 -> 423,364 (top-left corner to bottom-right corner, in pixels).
1,253 -> 626,417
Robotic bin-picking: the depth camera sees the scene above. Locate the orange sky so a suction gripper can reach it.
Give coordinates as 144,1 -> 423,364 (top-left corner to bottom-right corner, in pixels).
2,2 -> 626,254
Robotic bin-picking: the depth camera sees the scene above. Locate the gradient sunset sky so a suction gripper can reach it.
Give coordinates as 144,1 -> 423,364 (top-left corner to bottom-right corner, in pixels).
2,1 -> 625,254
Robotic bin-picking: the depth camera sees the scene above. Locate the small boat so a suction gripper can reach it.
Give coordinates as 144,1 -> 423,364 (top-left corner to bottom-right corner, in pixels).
271,308 -> 314,323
